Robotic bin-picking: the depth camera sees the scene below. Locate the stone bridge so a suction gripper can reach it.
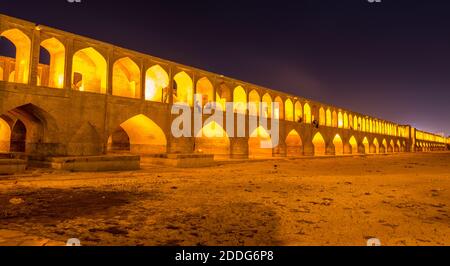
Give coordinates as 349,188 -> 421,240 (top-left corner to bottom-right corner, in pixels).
0,14 -> 448,167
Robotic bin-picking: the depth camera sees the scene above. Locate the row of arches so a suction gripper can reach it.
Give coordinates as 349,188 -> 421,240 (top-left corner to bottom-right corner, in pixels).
0,27 -> 409,139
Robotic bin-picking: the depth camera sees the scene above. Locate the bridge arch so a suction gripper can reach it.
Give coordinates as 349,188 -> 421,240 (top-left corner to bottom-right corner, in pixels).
274,96 -> 284,119
326,108 -> 332,127
248,90 -> 260,116
294,101 -> 302,122
195,121 -> 230,158
145,65 -> 169,102
72,47 -> 107,93
332,110 -> 338,127
196,77 -> 214,107
0,117 -> 12,152
371,138 -> 379,153
362,137 -> 370,154
1,28 -> 31,84
286,129 -> 303,156
262,93 -> 272,118
285,99 -> 294,121
333,134 -> 344,155
113,57 -> 141,98
348,135 -> 358,154
173,71 -> 193,106
233,86 -> 247,114
319,107 -> 325,126
303,103 -> 311,124
40,37 -> 65,88
249,125 -> 272,158
312,132 -> 326,156
380,139 -> 387,153
108,114 -> 167,154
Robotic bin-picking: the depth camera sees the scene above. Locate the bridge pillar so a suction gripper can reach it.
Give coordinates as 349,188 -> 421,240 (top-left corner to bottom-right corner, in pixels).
343,142 -> 352,155
229,137 -> 249,159
303,142 -> 314,156
272,143 -> 287,157
358,143 -> 366,154
325,142 -> 335,155
167,137 -> 195,154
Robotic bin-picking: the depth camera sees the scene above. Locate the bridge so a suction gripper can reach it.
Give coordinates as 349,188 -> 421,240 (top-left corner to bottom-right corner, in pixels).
0,14 -> 448,170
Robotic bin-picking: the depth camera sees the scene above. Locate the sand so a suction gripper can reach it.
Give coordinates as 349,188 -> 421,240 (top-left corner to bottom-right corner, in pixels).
0,152 -> 449,246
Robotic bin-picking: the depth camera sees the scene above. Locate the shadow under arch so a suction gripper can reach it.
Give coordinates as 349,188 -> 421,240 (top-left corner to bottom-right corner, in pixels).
194,121 -> 230,159
108,114 -> 167,154
1,103 -> 61,155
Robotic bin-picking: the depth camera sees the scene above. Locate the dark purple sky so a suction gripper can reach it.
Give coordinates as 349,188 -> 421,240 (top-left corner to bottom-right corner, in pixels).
1,0 -> 449,136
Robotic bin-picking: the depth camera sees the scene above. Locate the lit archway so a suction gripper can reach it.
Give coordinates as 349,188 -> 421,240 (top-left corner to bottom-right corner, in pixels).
333,134 -> 344,155
173,71 -> 193,106
332,111 -> 338,127
319,107 -> 325,126
0,66 -> 3,81
248,90 -> 260,116
196,77 -> 214,107
362,137 -> 370,153
145,65 -> 169,102
294,101 -> 302,122
344,113 -> 349,128
233,86 -> 247,114
285,99 -> 294,121
349,136 -> 358,154
274,96 -> 284,119
0,117 -> 11,152
371,138 -> 379,153
72,47 -> 107,93
108,114 -> 166,154
40,37 -> 65,88
262,93 -> 272,118
338,112 -> 343,128
113,57 -> 141,98
249,126 -> 272,158
326,109 -> 332,127
195,121 -> 230,158
381,139 -> 387,153
285,129 -> 303,156
312,132 -> 326,156
1,29 -> 31,84
303,103 -> 311,124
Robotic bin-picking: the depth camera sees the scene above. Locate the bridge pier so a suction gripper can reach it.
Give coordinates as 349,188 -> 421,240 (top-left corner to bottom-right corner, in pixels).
229,137 -> 249,159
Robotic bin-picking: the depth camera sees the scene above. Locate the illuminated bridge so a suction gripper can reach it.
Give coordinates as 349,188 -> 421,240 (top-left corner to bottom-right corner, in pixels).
0,14 -> 448,164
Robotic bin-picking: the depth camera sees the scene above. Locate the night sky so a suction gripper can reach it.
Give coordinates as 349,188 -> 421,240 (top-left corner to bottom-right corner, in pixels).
1,0 -> 449,135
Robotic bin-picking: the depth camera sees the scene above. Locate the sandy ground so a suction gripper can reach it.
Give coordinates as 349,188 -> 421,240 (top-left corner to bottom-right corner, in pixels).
0,152 -> 449,246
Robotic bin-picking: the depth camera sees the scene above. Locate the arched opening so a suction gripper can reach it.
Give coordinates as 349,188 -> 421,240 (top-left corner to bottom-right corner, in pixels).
312,132 -> 326,156
108,114 -> 166,154
358,117 -> 362,131
395,140 -> 401,152
333,134 -> 344,155
388,140 -> 394,153
274,96 -> 284,120
344,113 -> 349,129
113,57 -> 141,98
338,112 -> 343,128
362,137 -> 370,154
72,47 -> 107,93
249,126 -> 272,158
40,37 -> 65,88
380,139 -> 387,153
349,136 -> 358,154
173,71 -> 193,106
1,104 -> 60,156
233,86 -> 247,114
319,107 -> 325,126
196,77 -> 214,107
303,103 -> 311,124
285,129 -> 303,156
0,117 -> 11,152
262,93 -> 272,118
248,90 -> 260,116
145,65 -> 169,102
362,118 -> 366,132
0,65 -> 3,81
285,99 -> 294,121
353,116 -> 358,130
10,120 -> 26,152
195,121 -> 230,158
332,111 -> 338,127
294,101 -> 302,122
1,29 -> 31,84
349,114 -> 353,129
371,138 -> 379,154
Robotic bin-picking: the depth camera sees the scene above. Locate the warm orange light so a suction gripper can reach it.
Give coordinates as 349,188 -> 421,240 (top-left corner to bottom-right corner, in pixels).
1,29 -> 31,84
145,65 -> 169,102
